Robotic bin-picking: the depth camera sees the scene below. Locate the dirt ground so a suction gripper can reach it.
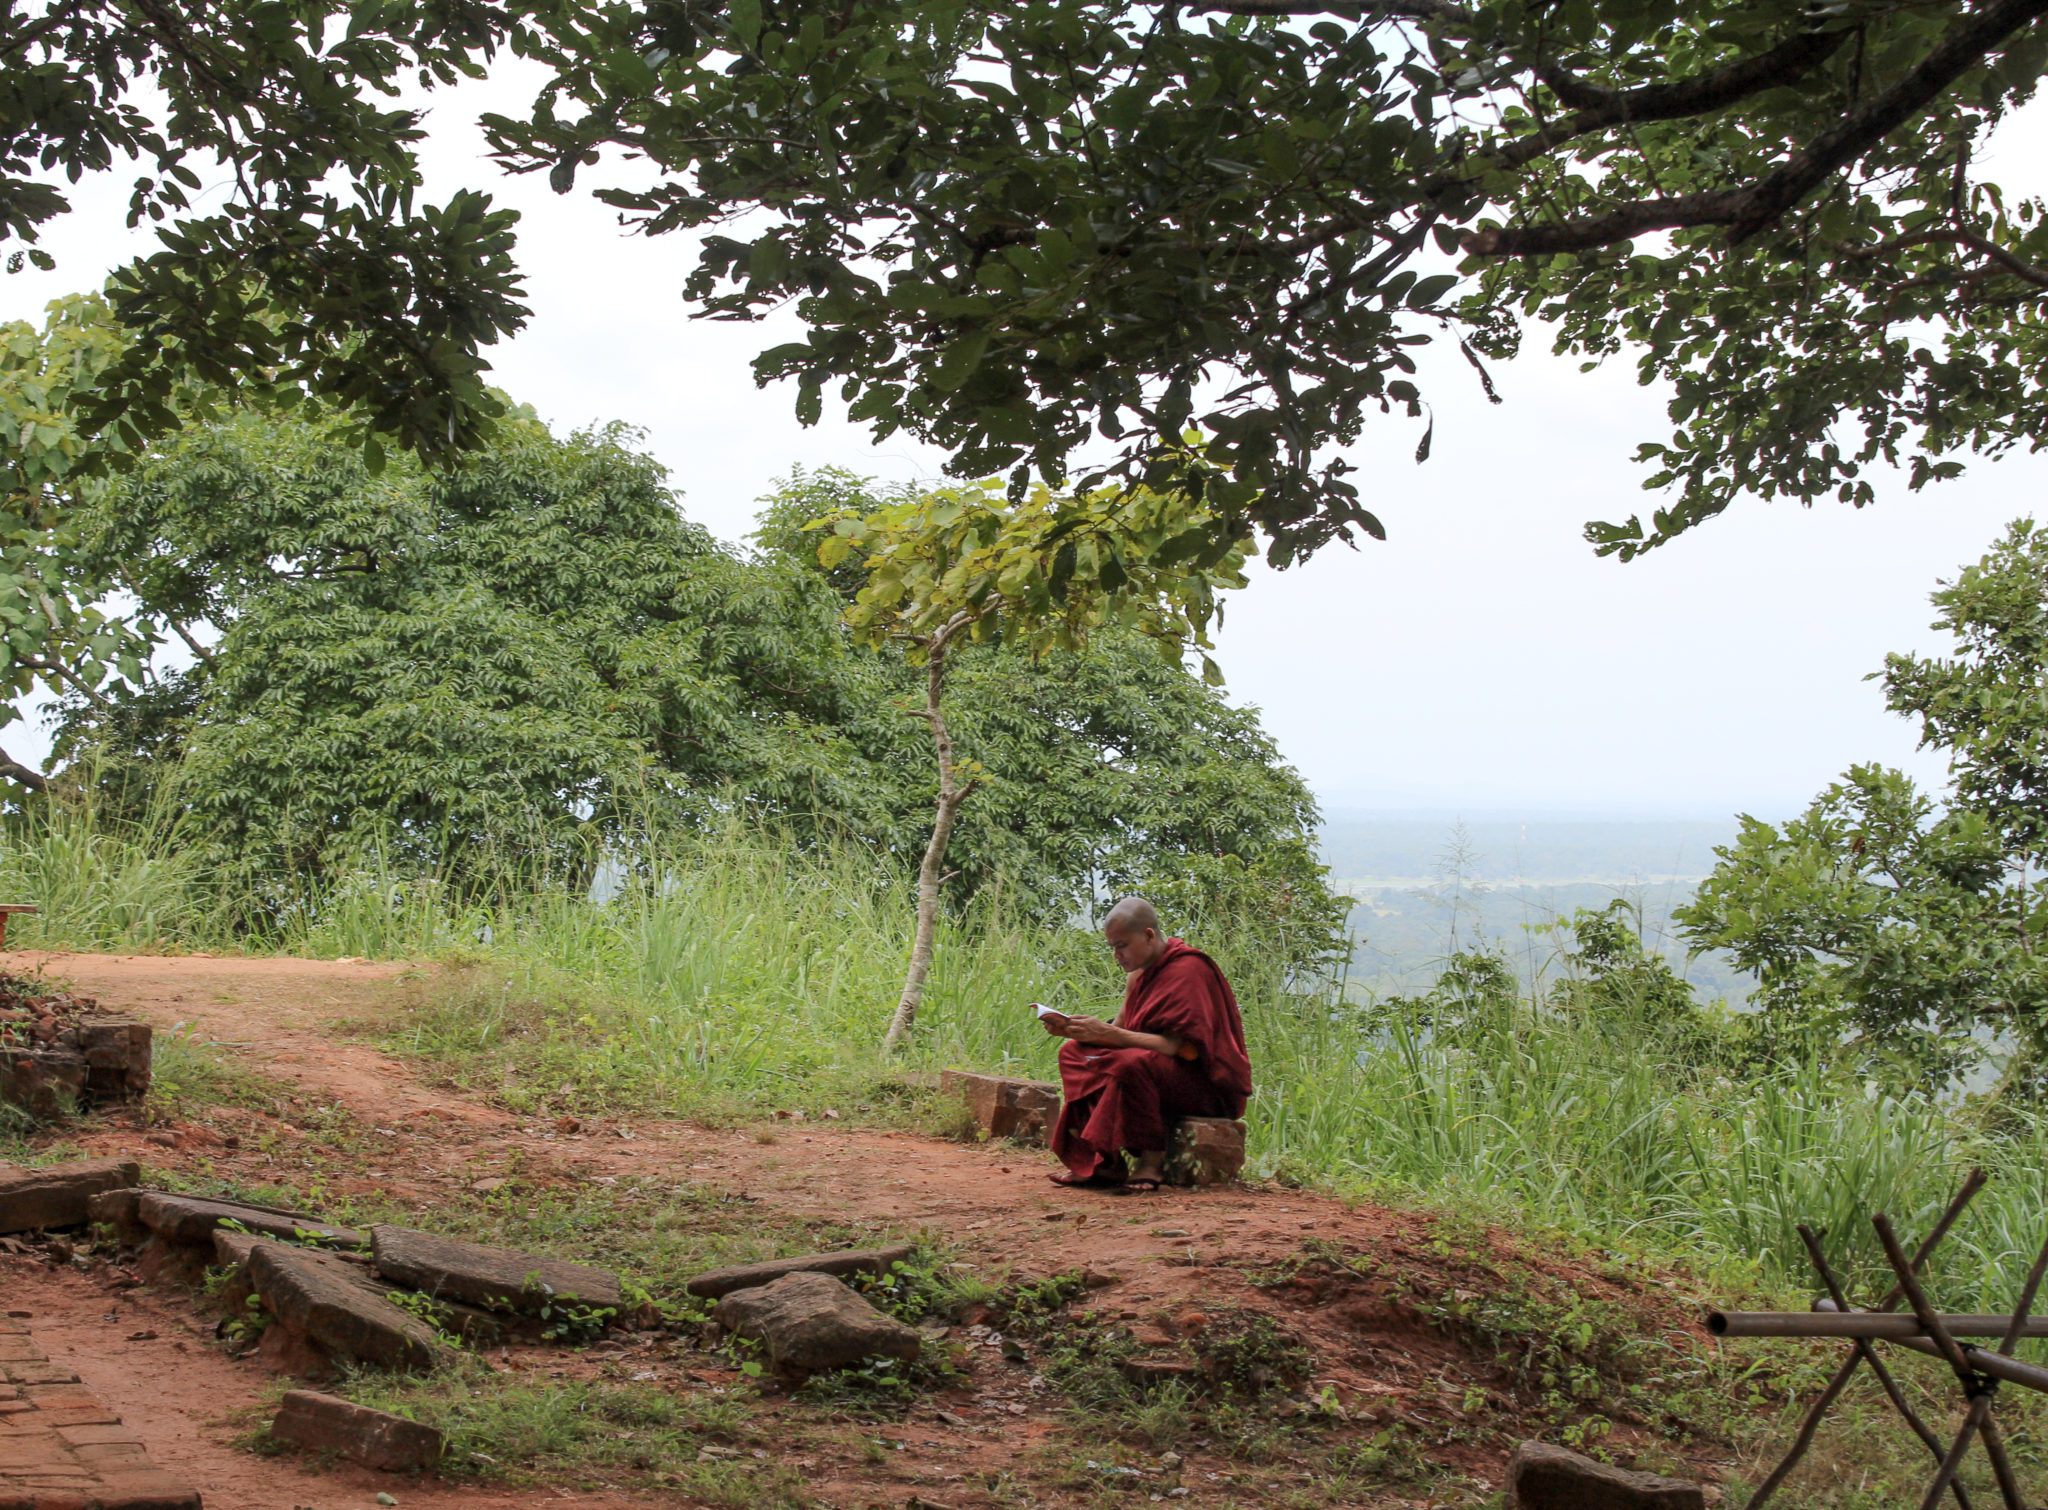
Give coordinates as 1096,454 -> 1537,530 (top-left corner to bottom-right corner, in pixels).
0,951 -> 1738,1510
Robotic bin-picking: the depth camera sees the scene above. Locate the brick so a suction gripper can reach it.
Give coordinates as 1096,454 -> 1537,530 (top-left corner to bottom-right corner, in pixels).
28,1410 -> 122,1430
271,1390 -> 445,1472
0,1429 -> 70,1468
14,1491 -> 89,1510
940,1070 -> 1060,1143
0,1365 -> 78,1387
370,1225 -> 622,1315
71,1443 -> 151,1471
0,1161 -> 139,1235
0,1343 -> 41,1365
686,1245 -> 917,1300
89,1469 -> 201,1510
53,1427 -> 139,1450
19,1388 -> 98,1408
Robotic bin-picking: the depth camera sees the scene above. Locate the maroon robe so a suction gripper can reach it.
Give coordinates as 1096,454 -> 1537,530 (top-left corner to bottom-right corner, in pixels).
1051,939 -> 1252,1181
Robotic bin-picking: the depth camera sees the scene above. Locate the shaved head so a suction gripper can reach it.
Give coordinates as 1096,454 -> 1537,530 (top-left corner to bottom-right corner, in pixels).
1104,896 -> 1160,934
1103,896 -> 1168,973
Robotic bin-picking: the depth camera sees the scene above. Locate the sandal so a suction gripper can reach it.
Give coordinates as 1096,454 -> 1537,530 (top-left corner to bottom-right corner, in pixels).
1112,1177 -> 1164,1195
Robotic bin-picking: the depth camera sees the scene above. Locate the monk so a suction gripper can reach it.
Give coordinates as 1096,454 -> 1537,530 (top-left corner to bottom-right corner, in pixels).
1044,896 -> 1252,1191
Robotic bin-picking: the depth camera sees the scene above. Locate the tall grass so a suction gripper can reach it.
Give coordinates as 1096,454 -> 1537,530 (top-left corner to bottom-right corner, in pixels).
7,796 -> 2047,1307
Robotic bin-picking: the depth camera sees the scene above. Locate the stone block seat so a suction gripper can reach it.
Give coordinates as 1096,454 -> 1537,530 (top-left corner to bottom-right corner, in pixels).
944,1070 -> 1246,1184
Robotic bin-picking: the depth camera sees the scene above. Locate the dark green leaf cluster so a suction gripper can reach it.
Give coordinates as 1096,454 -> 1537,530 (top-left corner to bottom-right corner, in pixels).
483,0 -> 2048,564
3,0 -> 535,463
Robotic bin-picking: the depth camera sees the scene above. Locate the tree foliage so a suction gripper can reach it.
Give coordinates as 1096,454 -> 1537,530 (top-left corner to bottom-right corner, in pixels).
53,409 -> 867,879
3,1 -> 533,464
15,2 -> 2046,576
1680,520 -> 2048,1092
488,0 -> 2048,566
42,430 -> 1340,962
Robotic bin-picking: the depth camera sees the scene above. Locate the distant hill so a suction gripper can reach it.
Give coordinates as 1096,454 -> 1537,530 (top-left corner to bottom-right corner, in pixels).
1314,811 -> 1756,1003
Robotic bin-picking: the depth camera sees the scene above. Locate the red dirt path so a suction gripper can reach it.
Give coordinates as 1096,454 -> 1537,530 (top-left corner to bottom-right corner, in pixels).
0,951 -> 1737,1509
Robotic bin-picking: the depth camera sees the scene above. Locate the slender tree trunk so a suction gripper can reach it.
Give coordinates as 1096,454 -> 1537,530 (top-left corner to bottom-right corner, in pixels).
885,613 -> 974,1053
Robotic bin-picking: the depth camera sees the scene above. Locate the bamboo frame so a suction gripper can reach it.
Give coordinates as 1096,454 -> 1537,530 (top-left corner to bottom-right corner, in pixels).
1735,1171 -> 2048,1510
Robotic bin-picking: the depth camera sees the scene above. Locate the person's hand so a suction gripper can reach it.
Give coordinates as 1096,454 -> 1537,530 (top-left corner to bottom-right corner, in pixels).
1061,1015 -> 1123,1047
1037,1010 -> 1070,1037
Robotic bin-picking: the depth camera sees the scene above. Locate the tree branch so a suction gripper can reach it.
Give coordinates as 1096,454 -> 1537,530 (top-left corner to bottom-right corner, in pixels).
21,656 -> 112,710
1188,0 -> 1478,22
0,0 -> 92,65
1466,0 -> 2048,257
0,746 -> 47,794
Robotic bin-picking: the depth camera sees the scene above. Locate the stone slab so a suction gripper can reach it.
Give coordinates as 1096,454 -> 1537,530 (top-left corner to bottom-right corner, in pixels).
0,1163 -> 139,1236
1507,1441 -> 1705,1510
248,1240 -> 455,1375
940,1070 -> 1060,1143
271,1390 -> 444,1472
686,1244 -> 917,1299
135,1192 -> 363,1249
370,1224 -> 622,1315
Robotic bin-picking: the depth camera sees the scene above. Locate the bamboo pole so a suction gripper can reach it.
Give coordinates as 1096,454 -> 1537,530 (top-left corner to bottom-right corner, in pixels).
1710,1312 -> 2048,1340
1741,1169 -> 1988,1510
1797,1226 -> 1970,1510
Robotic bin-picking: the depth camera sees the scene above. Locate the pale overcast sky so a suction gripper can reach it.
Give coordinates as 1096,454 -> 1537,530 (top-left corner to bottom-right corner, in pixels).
8,60 -> 2045,819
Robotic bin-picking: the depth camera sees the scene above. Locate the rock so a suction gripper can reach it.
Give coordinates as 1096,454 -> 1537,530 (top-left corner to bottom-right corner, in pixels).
0,1044 -> 88,1120
136,1191 -> 366,1248
248,1241 -> 456,1376
271,1389 -> 446,1472
87,1186 -> 150,1246
0,1158 -> 140,1234
940,1070 -> 1061,1143
1164,1118 -> 1246,1187
712,1271 -> 923,1378
1507,1441 -> 1705,1510
1121,1357 -> 1201,1388
370,1224 -> 623,1316
686,1244 -> 917,1299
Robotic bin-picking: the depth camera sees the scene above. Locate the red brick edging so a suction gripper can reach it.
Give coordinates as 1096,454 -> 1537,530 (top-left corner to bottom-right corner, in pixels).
0,1316 -> 199,1510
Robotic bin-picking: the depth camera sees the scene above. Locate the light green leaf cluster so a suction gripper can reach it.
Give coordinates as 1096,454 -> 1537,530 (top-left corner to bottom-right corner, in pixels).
818,475 -> 1249,682
1681,520 -> 2048,1095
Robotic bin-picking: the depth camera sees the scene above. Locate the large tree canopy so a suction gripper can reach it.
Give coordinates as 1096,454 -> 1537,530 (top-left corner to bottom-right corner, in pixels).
9,3 -> 2045,574
488,0 -> 2048,564
54,410 -> 872,876
45,428 -> 1339,952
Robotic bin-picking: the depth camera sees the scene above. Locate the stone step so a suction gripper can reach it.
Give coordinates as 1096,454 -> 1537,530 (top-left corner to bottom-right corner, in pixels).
686,1244 -> 917,1299
270,1390 -> 445,1472
248,1241 -> 457,1377
0,1161 -> 140,1236
370,1225 -> 623,1317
